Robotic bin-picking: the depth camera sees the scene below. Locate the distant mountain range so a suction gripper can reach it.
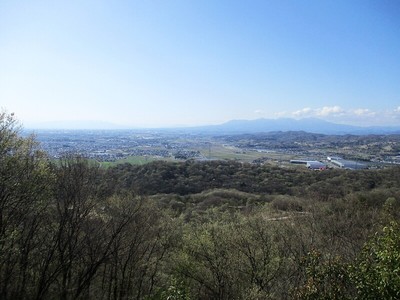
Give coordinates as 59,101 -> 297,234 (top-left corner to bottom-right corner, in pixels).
26,118 -> 400,135
187,118 -> 400,135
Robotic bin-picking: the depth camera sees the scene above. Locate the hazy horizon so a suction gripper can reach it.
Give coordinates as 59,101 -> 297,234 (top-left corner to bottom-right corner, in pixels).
1,1 -> 400,127
21,117 -> 400,132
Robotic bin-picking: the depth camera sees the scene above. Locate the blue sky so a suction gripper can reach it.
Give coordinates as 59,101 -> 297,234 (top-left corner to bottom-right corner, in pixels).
1,0 -> 399,128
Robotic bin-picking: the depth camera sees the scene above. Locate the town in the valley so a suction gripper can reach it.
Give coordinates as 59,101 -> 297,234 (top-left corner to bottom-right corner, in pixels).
28,129 -> 400,169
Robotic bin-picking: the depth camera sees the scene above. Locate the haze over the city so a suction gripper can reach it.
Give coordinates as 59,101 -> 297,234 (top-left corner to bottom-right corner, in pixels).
1,0 -> 399,128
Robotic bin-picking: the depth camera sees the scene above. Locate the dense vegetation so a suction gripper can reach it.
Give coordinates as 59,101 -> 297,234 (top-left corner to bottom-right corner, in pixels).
1,111 -> 400,299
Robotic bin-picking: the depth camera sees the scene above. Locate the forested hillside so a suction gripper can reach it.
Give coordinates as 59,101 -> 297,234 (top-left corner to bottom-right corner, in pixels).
1,112 -> 400,299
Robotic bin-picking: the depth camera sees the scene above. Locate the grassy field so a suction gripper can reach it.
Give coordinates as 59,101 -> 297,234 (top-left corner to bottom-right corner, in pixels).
199,144 -> 295,163
99,155 -> 175,168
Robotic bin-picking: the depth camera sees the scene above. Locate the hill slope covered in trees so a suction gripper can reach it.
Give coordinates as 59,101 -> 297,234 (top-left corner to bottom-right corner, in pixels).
1,111 -> 400,299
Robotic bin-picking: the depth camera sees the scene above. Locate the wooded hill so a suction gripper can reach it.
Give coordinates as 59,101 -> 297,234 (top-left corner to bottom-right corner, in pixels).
1,111 -> 400,299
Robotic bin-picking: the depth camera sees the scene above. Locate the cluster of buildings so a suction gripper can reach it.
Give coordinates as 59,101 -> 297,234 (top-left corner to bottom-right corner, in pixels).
290,156 -> 368,170
34,130 -> 207,162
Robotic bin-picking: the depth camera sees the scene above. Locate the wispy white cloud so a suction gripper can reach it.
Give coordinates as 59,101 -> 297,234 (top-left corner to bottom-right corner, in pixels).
316,106 -> 344,116
353,108 -> 376,116
292,107 -> 312,117
290,106 -> 344,118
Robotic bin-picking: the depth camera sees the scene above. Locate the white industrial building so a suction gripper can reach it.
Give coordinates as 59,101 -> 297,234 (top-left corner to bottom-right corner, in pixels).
331,159 -> 367,170
306,161 -> 327,170
290,159 -> 326,170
